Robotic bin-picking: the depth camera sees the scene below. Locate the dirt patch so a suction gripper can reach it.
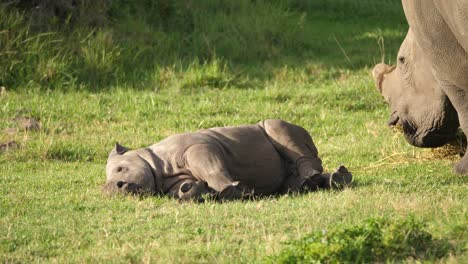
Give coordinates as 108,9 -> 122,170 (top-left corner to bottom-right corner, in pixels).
4,128 -> 17,135
0,141 -> 18,153
12,116 -> 41,131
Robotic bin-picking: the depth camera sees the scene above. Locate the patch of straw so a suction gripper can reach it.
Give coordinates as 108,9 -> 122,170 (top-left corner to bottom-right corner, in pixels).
361,128 -> 466,172
390,126 -> 465,161
423,131 -> 466,160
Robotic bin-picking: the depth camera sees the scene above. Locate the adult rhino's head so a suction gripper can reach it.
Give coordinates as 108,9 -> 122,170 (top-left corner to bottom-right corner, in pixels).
103,143 -> 156,195
372,29 -> 459,147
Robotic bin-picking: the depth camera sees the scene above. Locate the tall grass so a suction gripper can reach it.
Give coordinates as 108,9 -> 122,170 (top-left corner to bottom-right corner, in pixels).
0,8 -> 73,89
0,0 -> 407,91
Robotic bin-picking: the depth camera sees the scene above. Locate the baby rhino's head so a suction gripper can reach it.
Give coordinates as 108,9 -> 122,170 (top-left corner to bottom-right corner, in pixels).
103,143 -> 156,195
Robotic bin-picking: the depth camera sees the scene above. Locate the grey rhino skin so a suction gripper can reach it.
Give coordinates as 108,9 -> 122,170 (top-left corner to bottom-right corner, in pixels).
372,29 -> 459,147
372,1 -> 468,174
103,119 -> 352,200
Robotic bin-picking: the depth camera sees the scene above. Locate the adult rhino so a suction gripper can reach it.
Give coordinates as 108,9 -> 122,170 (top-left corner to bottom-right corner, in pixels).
372,1 -> 468,174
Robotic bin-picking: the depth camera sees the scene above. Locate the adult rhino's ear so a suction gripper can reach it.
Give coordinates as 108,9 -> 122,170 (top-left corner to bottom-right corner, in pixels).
372,63 -> 396,94
109,142 -> 130,157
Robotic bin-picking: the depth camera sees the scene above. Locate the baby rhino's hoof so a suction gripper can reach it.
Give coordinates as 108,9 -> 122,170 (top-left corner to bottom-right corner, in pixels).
328,165 -> 352,190
178,181 -> 211,202
217,182 -> 244,201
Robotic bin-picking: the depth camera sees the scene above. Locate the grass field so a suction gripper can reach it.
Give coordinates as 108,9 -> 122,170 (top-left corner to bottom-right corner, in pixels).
1,0 -> 467,263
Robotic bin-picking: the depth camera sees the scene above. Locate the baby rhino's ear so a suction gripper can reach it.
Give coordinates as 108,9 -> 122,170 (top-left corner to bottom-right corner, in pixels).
115,143 -> 129,154
109,142 -> 130,157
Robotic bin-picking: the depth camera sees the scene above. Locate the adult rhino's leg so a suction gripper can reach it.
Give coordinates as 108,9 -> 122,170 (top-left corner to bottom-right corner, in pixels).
260,119 -> 324,191
442,83 -> 468,175
455,148 -> 468,175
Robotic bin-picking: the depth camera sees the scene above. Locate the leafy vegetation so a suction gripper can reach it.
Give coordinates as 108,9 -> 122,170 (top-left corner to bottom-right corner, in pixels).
271,216 -> 453,263
1,0 -> 467,263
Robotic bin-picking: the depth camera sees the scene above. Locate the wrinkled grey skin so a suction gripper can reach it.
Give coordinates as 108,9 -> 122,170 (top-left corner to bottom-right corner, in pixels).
103,119 -> 352,200
372,1 -> 468,174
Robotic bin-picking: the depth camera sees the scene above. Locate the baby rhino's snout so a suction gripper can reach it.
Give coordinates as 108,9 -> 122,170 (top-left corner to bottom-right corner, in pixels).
103,180 -> 141,195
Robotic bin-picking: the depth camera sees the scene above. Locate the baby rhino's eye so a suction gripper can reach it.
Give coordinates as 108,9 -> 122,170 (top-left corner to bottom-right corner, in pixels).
116,166 -> 128,173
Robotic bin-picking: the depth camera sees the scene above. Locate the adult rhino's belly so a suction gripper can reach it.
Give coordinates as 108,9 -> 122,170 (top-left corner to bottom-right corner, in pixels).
202,125 -> 287,194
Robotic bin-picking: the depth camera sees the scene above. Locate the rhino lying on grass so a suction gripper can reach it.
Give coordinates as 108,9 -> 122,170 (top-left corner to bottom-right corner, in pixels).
103,119 -> 352,201
372,1 -> 468,174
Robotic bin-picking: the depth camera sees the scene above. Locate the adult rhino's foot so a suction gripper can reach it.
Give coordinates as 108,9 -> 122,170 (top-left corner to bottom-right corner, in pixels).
454,154 -> 468,175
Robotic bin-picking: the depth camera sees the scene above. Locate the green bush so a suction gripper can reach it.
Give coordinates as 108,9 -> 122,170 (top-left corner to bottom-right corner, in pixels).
270,216 -> 453,263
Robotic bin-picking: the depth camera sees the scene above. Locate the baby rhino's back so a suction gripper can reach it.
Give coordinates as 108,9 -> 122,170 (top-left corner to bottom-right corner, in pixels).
200,123 -> 287,194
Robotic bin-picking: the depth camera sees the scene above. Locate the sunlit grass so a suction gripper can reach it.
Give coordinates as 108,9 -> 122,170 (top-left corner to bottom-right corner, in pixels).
1,68 -> 467,262
1,0 -> 467,263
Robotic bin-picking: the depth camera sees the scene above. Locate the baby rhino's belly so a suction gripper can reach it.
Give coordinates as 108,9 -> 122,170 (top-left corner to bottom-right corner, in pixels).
227,144 -> 288,195
232,161 -> 287,195
203,124 -> 288,195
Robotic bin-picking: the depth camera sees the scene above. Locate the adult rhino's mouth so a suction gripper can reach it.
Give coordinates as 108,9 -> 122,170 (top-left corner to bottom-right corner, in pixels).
389,113 -> 455,148
404,130 -> 454,148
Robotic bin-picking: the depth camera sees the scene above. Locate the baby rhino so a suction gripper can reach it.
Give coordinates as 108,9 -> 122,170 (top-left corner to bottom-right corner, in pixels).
103,119 -> 352,201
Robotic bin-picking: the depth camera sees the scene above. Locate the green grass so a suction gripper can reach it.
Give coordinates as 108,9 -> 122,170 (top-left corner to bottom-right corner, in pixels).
1,0 -> 467,263
271,216 -> 455,263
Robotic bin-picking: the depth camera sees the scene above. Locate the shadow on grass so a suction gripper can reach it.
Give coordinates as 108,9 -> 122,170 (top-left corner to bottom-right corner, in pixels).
2,0 -> 408,91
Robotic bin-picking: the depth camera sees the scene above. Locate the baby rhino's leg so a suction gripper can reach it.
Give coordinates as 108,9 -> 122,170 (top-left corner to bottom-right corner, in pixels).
178,180 -> 248,202
260,119 -> 324,192
178,180 -> 212,202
